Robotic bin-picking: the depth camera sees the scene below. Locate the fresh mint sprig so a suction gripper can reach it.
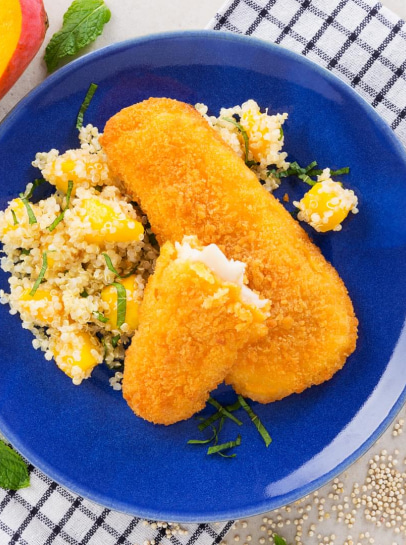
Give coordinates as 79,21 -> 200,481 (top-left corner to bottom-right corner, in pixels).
76,83 -> 98,130
188,394 -> 272,459
237,395 -> 272,447
47,180 -> 74,232
93,311 -> 109,323
110,282 -> 127,329
268,161 -> 349,186
19,195 -> 37,225
0,440 -> 30,491
207,397 -> 243,426
197,400 -> 241,431
207,434 -> 241,457
21,178 -> 47,201
273,535 -> 289,545
222,117 -> 258,167
30,252 -> 48,296
44,0 -> 111,73
102,253 -> 137,279
10,210 -> 18,225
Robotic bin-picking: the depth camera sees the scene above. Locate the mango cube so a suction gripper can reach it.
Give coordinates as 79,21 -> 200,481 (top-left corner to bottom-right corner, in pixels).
19,288 -> 63,325
2,198 -> 28,233
295,180 -> 358,233
101,275 -> 140,331
46,152 -> 108,194
53,331 -> 101,382
79,198 -> 144,244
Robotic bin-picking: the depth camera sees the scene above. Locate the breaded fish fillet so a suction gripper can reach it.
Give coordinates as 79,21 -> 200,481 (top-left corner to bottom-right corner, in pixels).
101,98 -> 358,403
123,239 -> 269,425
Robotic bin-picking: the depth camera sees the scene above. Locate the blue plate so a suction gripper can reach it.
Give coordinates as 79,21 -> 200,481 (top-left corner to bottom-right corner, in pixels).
0,31 -> 406,522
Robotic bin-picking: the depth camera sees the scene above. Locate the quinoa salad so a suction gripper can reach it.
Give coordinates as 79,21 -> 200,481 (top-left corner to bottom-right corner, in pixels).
0,98 -> 359,388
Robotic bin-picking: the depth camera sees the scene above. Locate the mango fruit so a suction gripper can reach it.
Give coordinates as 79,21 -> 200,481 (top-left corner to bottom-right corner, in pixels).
0,0 -> 48,99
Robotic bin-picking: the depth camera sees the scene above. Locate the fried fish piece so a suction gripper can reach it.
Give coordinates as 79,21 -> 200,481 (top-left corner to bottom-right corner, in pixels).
102,98 -> 358,403
123,238 -> 269,425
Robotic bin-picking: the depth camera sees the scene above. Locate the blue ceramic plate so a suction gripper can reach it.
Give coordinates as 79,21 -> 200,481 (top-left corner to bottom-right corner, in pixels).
0,31 -> 405,522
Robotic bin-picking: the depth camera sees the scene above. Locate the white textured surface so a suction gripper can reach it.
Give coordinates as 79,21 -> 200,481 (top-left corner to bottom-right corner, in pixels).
0,0 -> 221,120
385,0 -> 406,17
1,1 -> 406,544
227,418 -> 406,545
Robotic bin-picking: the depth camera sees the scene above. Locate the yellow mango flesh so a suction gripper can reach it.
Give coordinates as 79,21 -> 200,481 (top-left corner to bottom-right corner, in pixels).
19,288 -> 62,325
51,157 -> 106,194
0,0 -> 22,78
47,253 -> 55,269
2,199 -> 26,233
44,252 -> 60,278
301,183 -> 349,232
53,331 -> 99,378
53,158 -> 83,193
61,159 -> 76,173
241,110 -> 270,161
101,275 -> 139,330
80,198 -> 144,244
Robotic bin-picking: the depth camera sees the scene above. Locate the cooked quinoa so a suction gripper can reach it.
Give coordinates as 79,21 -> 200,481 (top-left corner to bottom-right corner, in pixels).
293,168 -> 359,232
196,99 -> 289,191
0,100 -> 359,387
0,125 -> 159,385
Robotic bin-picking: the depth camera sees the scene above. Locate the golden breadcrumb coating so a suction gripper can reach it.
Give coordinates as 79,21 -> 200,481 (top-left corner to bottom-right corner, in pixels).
123,241 -> 268,425
101,98 -> 358,403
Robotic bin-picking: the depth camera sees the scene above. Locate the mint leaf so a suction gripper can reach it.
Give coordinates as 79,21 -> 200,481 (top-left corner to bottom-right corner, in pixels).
76,83 -> 98,130
45,0 -> 111,73
0,440 -> 30,490
273,535 -> 288,545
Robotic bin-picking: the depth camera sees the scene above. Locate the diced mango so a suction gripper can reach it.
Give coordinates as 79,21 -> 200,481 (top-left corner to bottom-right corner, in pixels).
101,275 -> 140,330
240,108 -> 272,162
61,159 -> 76,174
2,198 -> 26,233
47,253 -> 55,269
44,251 -> 66,276
79,198 -> 144,244
51,159 -> 77,194
53,331 -> 100,381
47,153 -> 107,194
44,252 -> 59,279
299,181 -> 354,232
19,288 -> 63,325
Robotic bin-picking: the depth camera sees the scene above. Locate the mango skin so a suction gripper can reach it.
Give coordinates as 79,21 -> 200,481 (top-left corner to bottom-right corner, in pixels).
0,0 -> 48,100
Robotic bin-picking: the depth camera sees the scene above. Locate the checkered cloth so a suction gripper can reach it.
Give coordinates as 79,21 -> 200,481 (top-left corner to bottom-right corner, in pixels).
0,462 -> 232,544
2,0 -> 406,543
208,0 -> 406,147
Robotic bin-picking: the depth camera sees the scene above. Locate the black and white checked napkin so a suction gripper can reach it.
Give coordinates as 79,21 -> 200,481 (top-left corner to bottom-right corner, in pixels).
2,0 -> 406,543
0,456 -> 233,545
209,0 -> 406,147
